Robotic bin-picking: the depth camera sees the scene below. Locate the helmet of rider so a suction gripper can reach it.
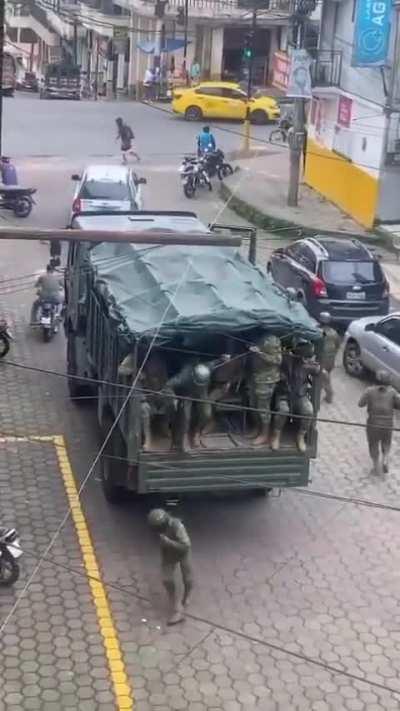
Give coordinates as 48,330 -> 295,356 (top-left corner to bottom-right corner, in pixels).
377,369 -> 391,386
148,508 -> 169,529
192,363 -> 211,386
293,338 -> 314,359
319,312 -> 332,325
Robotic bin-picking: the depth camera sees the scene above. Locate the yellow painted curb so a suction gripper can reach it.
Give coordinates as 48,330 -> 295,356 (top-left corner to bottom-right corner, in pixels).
1,434 -> 135,711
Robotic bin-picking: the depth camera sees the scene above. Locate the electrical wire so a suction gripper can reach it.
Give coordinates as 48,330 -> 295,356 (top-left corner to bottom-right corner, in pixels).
138,100 -> 394,173
3,516 -> 400,698
3,356 -> 400,433
0,260 -> 194,636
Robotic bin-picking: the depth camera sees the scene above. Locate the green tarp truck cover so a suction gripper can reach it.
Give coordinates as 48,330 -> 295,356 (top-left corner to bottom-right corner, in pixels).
89,240 -> 320,341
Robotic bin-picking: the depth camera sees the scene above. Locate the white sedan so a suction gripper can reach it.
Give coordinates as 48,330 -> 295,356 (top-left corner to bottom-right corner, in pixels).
70,164 -> 145,217
343,312 -> 400,388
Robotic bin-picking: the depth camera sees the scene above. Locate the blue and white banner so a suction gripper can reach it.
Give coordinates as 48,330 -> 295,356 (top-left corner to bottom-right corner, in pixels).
352,0 -> 392,66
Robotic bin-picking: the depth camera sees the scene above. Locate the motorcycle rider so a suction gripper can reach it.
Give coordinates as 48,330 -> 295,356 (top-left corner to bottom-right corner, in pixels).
30,263 -> 64,326
197,126 -> 216,156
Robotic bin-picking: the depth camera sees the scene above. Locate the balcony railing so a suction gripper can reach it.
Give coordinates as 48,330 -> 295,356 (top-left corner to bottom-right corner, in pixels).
310,50 -> 342,88
142,0 -> 295,16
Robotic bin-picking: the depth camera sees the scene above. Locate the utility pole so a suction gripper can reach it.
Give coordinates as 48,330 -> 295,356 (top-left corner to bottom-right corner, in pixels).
242,7 -> 257,152
183,0 -> 189,84
0,0 -> 5,158
287,0 -> 315,207
73,20 -> 78,66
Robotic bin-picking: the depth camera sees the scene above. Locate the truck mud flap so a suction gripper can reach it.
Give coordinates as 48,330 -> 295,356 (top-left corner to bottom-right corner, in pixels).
139,450 -> 309,493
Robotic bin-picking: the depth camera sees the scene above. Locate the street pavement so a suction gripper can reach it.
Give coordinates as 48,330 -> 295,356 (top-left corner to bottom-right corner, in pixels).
1,95 -> 400,711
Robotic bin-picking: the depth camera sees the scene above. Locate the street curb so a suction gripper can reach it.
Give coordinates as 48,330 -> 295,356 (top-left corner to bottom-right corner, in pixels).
219,181 -> 398,253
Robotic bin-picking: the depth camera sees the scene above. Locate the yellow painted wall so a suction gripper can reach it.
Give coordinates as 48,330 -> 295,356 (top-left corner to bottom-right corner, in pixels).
304,138 -> 379,228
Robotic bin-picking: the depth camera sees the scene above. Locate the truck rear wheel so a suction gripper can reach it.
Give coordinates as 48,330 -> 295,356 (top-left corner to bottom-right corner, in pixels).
100,417 -> 128,505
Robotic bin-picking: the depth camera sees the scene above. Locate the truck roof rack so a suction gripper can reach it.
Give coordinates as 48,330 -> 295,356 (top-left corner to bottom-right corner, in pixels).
71,210 -> 198,219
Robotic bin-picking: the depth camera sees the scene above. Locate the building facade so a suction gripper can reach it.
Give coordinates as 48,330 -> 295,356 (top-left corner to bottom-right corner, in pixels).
7,0 -> 297,97
305,0 -> 400,228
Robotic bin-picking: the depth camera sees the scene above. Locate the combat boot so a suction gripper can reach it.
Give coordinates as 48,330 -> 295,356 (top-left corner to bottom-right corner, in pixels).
270,430 -> 281,451
382,456 -> 389,474
253,425 -> 270,447
167,606 -> 185,626
296,431 -> 307,453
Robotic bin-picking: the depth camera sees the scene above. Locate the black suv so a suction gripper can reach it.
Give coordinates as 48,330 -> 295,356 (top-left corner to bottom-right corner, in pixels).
267,236 -> 389,326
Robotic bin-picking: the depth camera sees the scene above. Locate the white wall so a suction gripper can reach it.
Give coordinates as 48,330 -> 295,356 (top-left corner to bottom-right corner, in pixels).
308,92 -> 384,178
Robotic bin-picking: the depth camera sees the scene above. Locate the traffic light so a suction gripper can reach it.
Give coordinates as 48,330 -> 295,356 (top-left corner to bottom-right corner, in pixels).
243,33 -> 254,61
177,6 -> 185,25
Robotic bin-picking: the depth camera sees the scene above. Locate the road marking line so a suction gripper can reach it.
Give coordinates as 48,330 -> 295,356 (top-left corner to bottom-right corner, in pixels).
0,434 -> 134,711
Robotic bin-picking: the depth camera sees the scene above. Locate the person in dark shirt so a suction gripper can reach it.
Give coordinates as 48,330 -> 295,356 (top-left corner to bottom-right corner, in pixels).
115,117 -> 140,164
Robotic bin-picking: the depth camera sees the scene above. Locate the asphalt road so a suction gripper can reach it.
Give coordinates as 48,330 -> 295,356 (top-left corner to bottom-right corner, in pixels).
1,95 -> 400,711
3,93 -> 270,160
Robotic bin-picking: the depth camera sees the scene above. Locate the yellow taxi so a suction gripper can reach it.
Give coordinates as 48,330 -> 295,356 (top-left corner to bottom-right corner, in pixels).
172,81 -> 280,124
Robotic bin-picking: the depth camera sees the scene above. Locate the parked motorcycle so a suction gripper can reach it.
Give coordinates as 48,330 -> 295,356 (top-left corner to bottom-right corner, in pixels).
0,527 -> 22,586
0,318 -> 13,358
0,186 -> 36,218
179,156 -> 212,198
203,149 -> 234,180
39,302 -> 61,342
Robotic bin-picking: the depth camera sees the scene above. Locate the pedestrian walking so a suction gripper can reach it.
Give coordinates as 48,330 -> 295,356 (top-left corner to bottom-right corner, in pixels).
115,117 -> 140,164
358,370 -> 400,475
319,311 -> 341,403
148,508 -> 193,625
143,67 -> 155,100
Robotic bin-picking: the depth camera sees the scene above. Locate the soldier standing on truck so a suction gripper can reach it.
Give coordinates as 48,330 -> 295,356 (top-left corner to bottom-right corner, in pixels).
248,334 -> 282,446
166,362 -> 212,450
319,312 -> 341,404
148,508 -> 193,625
118,350 -> 174,451
358,369 -> 400,475
271,339 -> 320,453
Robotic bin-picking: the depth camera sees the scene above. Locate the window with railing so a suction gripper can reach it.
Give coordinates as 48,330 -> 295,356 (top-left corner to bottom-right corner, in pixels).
310,50 -> 342,88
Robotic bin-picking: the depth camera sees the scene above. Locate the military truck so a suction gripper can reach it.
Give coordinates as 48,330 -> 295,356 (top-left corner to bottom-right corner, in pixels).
64,210 -> 321,503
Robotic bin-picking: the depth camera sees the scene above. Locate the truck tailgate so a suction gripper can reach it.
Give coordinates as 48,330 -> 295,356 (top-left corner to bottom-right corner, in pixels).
138,449 -> 309,493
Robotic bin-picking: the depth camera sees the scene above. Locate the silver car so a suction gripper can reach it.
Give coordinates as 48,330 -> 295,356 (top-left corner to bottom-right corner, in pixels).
343,312 -> 400,388
71,164 -> 145,217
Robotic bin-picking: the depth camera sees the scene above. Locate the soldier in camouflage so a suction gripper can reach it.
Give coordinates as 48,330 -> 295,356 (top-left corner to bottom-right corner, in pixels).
319,312 -> 341,404
118,350 -> 174,451
358,369 -> 400,475
248,334 -> 282,446
271,339 -> 320,453
148,508 -> 193,625
166,361 -> 213,450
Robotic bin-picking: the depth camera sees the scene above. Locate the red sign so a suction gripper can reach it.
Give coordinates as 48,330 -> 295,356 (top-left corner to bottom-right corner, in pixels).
271,51 -> 290,91
337,96 -> 352,127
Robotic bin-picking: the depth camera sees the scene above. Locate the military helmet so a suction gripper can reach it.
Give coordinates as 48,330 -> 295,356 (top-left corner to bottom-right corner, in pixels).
193,363 -> 211,385
377,369 -> 391,385
319,312 -> 332,325
259,334 -> 281,353
148,508 -> 168,528
293,338 -> 314,358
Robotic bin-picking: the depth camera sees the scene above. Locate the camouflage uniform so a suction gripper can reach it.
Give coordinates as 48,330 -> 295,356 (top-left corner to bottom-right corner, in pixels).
166,362 -> 212,450
249,335 -> 282,445
320,320 -> 341,404
119,351 -> 174,450
148,509 -> 193,625
272,340 -> 319,452
358,371 -> 400,474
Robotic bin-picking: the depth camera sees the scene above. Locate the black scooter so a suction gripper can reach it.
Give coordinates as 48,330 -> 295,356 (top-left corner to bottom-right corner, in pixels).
0,186 -> 36,218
